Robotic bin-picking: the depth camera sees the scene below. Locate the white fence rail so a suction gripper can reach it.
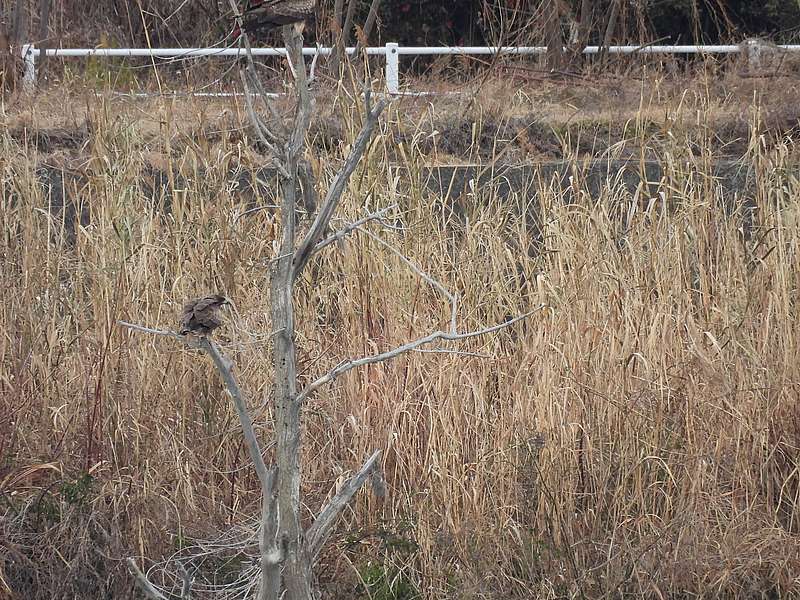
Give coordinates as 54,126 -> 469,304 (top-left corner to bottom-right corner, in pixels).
21,40 -> 800,95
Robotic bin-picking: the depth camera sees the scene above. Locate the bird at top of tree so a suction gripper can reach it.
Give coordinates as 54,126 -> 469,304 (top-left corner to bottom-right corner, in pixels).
231,0 -> 316,40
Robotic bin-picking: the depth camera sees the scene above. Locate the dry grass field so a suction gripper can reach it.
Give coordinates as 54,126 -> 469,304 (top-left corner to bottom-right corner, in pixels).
1,65 -> 800,598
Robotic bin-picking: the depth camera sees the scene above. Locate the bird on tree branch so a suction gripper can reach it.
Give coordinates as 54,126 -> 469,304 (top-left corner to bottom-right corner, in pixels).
231,0 -> 316,39
179,295 -> 230,336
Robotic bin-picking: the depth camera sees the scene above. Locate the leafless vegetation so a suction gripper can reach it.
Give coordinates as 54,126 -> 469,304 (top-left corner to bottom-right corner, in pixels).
1,63 -> 800,599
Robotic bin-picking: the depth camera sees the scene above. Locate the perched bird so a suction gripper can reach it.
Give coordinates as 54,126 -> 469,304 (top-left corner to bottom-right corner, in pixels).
234,0 -> 316,37
179,295 -> 229,336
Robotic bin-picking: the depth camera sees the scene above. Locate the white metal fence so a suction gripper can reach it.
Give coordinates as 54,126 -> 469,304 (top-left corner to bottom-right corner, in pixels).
20,40 -> 800,95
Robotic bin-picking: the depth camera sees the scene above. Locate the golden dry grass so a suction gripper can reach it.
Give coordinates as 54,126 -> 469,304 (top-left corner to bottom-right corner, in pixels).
1,72 -> 800,599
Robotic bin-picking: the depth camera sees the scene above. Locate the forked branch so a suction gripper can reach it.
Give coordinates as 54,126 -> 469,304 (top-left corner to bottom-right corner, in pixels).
295,308 -> 542,405
359,227 -> 458,333
292,93 -> 389,281
227,0 -> 287,139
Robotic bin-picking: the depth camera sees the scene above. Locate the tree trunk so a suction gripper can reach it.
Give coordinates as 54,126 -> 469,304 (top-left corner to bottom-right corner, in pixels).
544,0 -> 564,72
271,24 -> 315,600
270,185 -> 315,600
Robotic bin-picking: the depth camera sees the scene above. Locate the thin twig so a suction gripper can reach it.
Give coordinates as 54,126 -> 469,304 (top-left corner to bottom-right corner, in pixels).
305,449 -> 382,561
242,70 -> 282,145
239,71 -> 291,179
117,321 -> 183,339
313,205 -> 397,253
236,203 -> 281,221
412,348 -> 492,358
296,308 -> 542,404
359,228 -> 458,334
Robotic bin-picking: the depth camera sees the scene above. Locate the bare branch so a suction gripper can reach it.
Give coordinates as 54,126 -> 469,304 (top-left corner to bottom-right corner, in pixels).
283,25 -> 313,161
120,321 -> 283,598
227,0 -> 287,139
359,228 -> 458,334
118,321 -> 183,340
308,44 -> 322,83
126,558 -> 167,600
195,337 -> 273,495
305,449 -> 382,561
241,70 -> 282,145
119,323 -> 273,492
362,0 -> 383,41
334,0 -> 359,70
330,0 -> 347,74
296,308 -> 543,404
599,0 -> 621,64
292,97 -> 388,281
352,0 -> 383,60
239,71 -> 290,178
313,205 -> 397,253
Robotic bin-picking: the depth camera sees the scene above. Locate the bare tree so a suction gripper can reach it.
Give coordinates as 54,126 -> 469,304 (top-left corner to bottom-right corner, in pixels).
121,2 -> 534,598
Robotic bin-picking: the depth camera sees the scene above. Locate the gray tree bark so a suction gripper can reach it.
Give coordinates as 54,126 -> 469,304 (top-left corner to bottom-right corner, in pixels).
269,23 -> 316,600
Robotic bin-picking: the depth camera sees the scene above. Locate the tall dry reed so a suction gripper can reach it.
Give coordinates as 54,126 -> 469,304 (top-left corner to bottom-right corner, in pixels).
1,82 -> 799,599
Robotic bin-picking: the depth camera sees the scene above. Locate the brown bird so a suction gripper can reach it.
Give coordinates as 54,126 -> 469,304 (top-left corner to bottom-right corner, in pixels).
179,295 -> 229,336
234,0 -> 316,37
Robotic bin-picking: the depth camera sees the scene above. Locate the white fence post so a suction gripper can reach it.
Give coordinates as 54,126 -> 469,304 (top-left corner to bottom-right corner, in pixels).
742,38 -> 762,71
21,44 -> 36,92
385,42 -> 399,94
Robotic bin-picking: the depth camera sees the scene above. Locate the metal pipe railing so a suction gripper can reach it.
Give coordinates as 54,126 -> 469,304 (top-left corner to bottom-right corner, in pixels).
20,40 -> 797,95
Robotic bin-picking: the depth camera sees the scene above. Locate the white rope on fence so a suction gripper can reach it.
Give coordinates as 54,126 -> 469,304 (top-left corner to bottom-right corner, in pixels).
20,40 -> 800,95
